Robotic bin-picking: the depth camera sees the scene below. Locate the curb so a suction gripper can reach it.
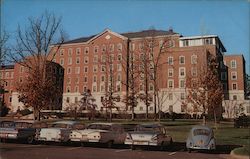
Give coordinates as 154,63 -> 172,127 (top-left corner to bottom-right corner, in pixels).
230,150 -> 249,159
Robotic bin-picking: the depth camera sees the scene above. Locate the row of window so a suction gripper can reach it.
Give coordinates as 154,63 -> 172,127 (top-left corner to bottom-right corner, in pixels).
167,55 -> 197,65
221,71 -> 238,80
57,54 -> 123,66
66,74 -> 122,84
65,64 -> 122,75
60,43 -> 123,57
65,83 -> 122,94
0,72 -> 14,79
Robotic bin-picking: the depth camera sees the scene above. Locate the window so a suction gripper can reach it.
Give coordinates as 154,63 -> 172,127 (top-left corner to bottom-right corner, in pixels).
76,48 -> 81,55
93,55 -> 98,63
93,76 -> 97,83
168,80 -> 174,88
84,66 -> 88,73
9,96 -> 12,103
68,48 -> 72,56
60,58 -> 64,65
67,77 -> 71,84
179,79 -> 185,88
84,47 -> 89,54
5,72 -> 9,78
149,107 -> 153,111
169,105 -> 173,112
68,57 -> 72,65
231,72 -> 237,80
180,93 -> 185,100
93,65 -> 98,73
92,85 -> 97,92
75,77 -> 79,84
183,40 -> 189,47
75,97 -> 78,103
233,95 -> 237,100
191,55 -> 197,64
100,85 -> 104,92
231,60 -> 237,68
222,83 -> 227,91
94,46 -> 99,53
221,72 -> 227,80
232,83 -> 237,90
67,67 -> 71,74
66,97 -> 70,103
101,75 -> 105,82
84,76 -> 88,83
117,43 -> 122,51
169,93 -> 173,100
247,106 -> 250,113
75,67 -> 80,74
76,57 -> 80,64
109,44 -> 114,52
75,86 -> 79,93
169,40 -> 175,47
60,49 -> 64,56
130,43 -> 135,51
117,64 -> 122,71
117,54 -> 122,61
179,56 -> 185,64
179,67 -> 186,77
149,83 -> 154,91
84,57 -> 89,64
139,107 -> 143,111
101,55 -> 106,62
181,104 -> 185,112
20,66 -> 24,73
66,86 -> 71,93
168,69 -> 173,77
102,45 -> 106,53
191,67 -> 197,77
139,43 -> 143,51
168,56 -> 173,65
83,86 -> 87,92
101,65 -> 105,72
117,74 -> 121,81
117,84 -> 121,92
204,38 -> 213,45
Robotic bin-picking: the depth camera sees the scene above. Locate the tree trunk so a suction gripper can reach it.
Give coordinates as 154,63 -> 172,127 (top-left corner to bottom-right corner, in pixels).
202,115 -> 206,125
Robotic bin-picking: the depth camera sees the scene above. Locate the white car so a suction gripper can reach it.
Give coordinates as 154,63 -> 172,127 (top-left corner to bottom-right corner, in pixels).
70,123 -> 126,147
36,120 -> 82,142
124,123 -> 173,150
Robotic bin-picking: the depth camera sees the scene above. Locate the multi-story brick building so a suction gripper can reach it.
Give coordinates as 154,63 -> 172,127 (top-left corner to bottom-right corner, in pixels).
0,65 -> 15,109
1,28 -> 248,117
50,28 -> 239,116
0,60 -> 64,113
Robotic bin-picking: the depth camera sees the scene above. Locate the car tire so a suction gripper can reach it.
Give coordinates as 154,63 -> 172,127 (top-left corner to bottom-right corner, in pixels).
188,148 -> 192,153
27,136 -> 34,144
130,145 -> 135,150
107,140 -> 113,148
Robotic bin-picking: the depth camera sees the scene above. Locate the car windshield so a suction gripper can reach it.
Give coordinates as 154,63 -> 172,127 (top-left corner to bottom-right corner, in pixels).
135,125 -> 161,132
0,121 -> 15,128
193,129 -> 210,136
15,122 -> 32,128
52,123 -> 71,128
87,124 -> 111,131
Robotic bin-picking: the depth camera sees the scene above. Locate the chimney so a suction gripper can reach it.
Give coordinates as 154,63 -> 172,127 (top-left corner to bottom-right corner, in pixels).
168,26 -> 173,33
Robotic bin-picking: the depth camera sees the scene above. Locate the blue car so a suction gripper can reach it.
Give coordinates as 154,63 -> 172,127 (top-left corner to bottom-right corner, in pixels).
186,125 -> 216,152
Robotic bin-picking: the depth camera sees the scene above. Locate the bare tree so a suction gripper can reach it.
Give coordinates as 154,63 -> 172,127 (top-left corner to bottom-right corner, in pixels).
223,100 -> 245,119
184,53 -> 224,124
9,12 -> 65,120
0,30 -> 9,66
99,43 -> 121,121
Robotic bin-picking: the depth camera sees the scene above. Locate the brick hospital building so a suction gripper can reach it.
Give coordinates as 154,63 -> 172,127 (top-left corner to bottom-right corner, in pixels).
1,28 -> 249,117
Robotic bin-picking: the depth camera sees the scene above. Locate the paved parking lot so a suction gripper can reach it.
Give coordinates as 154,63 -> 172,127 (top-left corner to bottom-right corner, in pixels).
0,142 -> 231,159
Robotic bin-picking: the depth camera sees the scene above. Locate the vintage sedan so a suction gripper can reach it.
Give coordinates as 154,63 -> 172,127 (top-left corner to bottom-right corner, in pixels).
36,120 -> 82,142
70,123 -> 126,147
124,123 -> 173,150
0,120 -> 36,144
186,125 -> 216,152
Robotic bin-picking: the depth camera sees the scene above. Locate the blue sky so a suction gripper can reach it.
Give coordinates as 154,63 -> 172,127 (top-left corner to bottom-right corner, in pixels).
1,0 -> 249,73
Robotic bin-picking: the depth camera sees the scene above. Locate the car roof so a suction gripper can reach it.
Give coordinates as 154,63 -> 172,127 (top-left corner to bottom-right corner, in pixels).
88,122 -> 116,126
52,120 -> 78,125
191,125 -> 212,131
138,123 -> 163,128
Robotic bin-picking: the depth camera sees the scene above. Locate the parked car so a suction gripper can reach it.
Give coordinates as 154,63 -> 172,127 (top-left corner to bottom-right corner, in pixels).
186,125 -> 216,152
124,123 -> 173,150
36,120 -> 82,142
234,115 -> 250,128
70,122 -> 126,147
0,120 -> 36,144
